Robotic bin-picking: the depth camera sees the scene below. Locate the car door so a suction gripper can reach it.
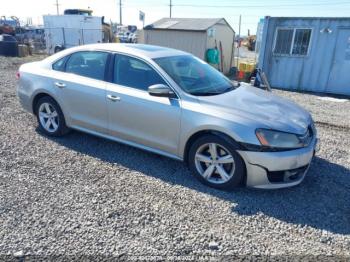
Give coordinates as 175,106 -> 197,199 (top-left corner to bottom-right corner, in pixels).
105,53 -> 181,156
51,51 -> 110,134
326,28 -> 350,95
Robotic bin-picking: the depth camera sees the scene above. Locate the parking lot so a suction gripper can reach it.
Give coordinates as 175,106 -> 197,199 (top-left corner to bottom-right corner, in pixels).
0,55 -> 349,258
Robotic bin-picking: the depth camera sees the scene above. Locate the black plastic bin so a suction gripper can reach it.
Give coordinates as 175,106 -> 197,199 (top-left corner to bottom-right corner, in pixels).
0,34 -> 18,57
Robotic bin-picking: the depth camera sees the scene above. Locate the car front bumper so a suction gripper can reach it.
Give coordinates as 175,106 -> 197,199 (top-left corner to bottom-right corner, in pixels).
238,138 -> 319,189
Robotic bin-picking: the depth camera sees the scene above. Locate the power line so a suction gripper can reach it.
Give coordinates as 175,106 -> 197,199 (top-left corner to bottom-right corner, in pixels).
173,0 -> 348,3
172,1 -> 350,8
126,0 -> 350,8
121,0 -> 350,30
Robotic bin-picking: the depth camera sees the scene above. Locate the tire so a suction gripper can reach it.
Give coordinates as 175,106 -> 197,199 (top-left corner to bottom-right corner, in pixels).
54,46 -> 64,53
35,96 -> 70,137
188,134 -> 245,190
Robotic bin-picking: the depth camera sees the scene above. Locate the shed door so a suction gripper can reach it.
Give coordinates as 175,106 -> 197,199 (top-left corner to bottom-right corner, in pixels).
326,29 -> 350,95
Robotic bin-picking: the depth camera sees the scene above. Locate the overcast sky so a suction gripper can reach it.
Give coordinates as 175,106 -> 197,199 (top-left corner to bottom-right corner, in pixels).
3,0 -> 350,35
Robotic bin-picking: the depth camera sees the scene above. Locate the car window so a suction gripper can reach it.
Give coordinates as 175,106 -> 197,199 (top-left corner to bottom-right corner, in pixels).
65,51 -> 109,80
154,55 -> 235,96
114,54 -> 166,91
52,56 -> 68,72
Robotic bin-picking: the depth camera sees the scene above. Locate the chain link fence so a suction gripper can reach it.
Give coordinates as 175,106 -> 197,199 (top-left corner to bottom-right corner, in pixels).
0,27 -> 113,56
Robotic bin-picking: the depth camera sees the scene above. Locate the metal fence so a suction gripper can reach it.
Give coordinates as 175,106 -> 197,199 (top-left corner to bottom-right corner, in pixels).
0,26 -> 137,56
0,27 -> 110,56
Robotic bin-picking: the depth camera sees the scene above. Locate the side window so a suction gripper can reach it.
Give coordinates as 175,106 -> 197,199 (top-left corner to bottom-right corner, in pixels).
292,29 -> 312,56
52,56 -> 68,72
114,54 -> 166,91
274,29 -> 294,55
65,51 -> 109,80
274,28 -> 312,56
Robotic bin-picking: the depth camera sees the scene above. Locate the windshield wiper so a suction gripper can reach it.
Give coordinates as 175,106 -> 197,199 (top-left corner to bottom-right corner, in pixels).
189,92 -> 224,96
189,85 -> 237,96
222,86 -> 235,93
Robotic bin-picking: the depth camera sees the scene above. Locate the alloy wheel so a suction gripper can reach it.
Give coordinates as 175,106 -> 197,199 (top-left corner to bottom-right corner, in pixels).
38,102 -> 59,133
194,143 -> 236,184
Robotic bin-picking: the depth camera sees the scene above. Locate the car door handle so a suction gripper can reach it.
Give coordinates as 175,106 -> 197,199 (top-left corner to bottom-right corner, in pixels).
107,94 -> 121,102
54,82 -> 66,88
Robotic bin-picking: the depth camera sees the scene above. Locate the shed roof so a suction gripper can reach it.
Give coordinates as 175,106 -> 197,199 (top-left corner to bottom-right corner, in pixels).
144,18 -> 234,32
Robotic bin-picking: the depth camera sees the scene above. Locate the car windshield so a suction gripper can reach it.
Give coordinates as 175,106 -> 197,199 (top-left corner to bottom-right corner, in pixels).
154,55 -> 237,96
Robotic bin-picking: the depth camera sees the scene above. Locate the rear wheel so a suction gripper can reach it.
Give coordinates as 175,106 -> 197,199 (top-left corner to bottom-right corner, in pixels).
54,46 -> 64,53
188,134 -> 245,190
35,96 -> 69,137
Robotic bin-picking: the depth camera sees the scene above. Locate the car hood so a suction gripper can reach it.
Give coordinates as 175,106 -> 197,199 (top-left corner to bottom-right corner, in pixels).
197,84 -> 311,135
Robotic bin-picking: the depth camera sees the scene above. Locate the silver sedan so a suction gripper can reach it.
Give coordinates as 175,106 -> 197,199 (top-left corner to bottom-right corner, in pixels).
17,44 -> 318,190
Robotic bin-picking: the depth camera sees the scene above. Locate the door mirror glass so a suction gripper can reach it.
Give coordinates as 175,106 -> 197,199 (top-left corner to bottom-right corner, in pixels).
148,84 -> 176,98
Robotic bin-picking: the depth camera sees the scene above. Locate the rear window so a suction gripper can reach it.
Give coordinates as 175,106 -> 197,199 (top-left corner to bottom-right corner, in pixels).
62,51 -> 109,80
52,56 -> 68,72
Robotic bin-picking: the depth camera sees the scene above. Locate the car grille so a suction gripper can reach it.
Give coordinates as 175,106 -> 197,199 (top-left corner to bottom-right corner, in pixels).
267,165 -> 309,183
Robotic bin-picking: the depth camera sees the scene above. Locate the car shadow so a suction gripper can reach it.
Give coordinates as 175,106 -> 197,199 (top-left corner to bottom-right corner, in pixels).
41,129 -> 350,235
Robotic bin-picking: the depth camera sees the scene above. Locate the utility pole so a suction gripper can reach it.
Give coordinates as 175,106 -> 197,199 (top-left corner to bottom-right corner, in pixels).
55,0 -> 60,15
237,14 -> 241,67
119,0 -> 122,25
169,0 -> 172,18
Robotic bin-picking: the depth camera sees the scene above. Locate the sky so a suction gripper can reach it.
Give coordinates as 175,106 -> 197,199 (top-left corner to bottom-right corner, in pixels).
3,0 -> 350,35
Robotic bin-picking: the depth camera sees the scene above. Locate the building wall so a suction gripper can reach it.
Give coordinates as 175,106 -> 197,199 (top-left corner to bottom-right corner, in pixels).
142,30 -> 207,59
142,22 -> 235,74
259,17 -> 350,95
206,23 -> 235,74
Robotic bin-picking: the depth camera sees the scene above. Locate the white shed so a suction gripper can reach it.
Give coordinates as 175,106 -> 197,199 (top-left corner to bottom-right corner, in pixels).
141,18 -> 235,74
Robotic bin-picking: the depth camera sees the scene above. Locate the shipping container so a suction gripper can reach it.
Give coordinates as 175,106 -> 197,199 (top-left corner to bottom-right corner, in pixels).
258,17 -> 350,96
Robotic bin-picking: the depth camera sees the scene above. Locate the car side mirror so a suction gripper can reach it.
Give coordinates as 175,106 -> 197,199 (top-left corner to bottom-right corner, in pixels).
148,84 -> 177,98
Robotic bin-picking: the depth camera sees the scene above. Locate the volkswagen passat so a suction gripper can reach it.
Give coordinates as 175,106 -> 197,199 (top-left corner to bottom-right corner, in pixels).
17,44 -> 318,190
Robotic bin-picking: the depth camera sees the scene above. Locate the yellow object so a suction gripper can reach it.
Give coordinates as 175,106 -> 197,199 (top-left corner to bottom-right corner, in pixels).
238,62 -> 256,73
115,37 -> 120,43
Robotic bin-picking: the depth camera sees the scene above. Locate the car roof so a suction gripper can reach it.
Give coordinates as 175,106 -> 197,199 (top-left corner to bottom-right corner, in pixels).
46,43 -> 188,63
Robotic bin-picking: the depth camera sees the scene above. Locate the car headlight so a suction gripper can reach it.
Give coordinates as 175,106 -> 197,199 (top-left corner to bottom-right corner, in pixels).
255,129 -> 307,149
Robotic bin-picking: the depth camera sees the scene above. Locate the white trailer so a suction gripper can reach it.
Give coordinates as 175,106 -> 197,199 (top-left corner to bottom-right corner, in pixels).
43,15 -> 104,54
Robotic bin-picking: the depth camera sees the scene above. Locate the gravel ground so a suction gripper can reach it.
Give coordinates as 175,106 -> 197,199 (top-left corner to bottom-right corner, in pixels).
0,55 -> 349,260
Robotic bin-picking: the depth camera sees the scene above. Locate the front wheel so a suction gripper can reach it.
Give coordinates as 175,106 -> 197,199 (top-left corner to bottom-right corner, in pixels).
188,134 -> 245,190
35,96 -> 69,137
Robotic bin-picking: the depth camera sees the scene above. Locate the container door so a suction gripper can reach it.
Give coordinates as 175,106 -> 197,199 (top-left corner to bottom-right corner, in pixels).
326,29 -> 350,95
